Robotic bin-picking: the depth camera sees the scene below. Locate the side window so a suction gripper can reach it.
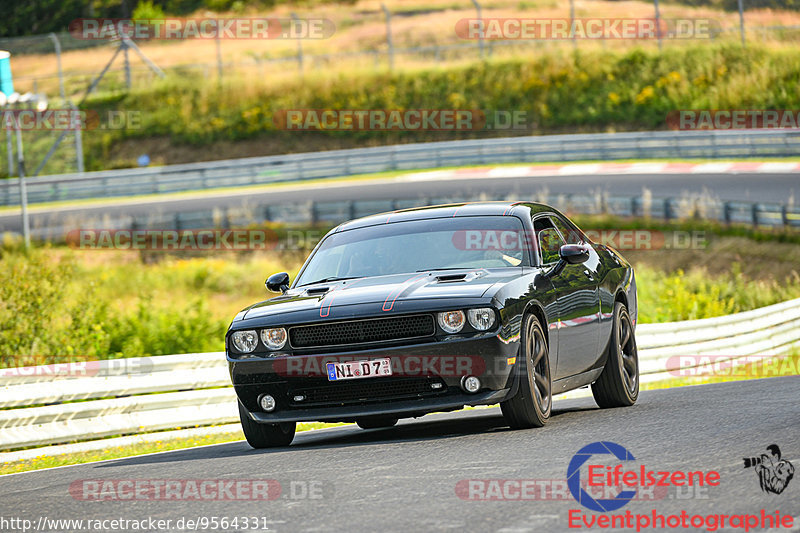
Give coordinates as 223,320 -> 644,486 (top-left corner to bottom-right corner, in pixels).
533,217 -> 564,264
551,215 -> 584,245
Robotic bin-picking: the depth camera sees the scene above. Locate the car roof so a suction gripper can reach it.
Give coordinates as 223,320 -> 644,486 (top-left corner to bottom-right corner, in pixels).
333,201 -> 554,232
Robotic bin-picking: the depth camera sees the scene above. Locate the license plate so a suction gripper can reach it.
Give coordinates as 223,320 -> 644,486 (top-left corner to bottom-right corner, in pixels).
326,358 -> 392,381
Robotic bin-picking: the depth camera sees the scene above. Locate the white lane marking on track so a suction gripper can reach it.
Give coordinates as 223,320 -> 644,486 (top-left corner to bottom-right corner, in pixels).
558,164 -> 602,175
756,162 -> 800,172
398,171 -> 457,181
690,162 -> 734,173
487,166 -> 536,178
624,162 -> 669,173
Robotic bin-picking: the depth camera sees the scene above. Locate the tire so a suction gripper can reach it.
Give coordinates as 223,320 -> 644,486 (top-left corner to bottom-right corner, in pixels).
592,301 -> 639,408
500,313 -> 552,429
238,401 -> 296,448
356,416 -> 399,429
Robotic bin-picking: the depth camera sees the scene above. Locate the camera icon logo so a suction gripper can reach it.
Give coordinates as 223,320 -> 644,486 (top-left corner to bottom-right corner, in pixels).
743,444 -> 794,495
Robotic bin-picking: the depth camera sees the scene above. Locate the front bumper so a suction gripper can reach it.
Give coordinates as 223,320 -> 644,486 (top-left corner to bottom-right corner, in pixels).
249,388 -> 511,424
228,332 -> 519,424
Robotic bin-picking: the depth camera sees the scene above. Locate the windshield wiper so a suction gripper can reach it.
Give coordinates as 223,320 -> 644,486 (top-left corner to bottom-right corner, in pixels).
297,276 -> 361,287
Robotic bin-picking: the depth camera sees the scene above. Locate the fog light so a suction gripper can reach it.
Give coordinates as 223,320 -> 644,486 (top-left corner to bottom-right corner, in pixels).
259,394 -> 276,412
462,375 -> 481,393
293,395 -> 305,402
430,382 -> 443,390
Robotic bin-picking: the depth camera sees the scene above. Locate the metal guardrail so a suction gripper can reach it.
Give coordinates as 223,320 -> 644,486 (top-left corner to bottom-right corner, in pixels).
3,129 -> 800,208
25,192 -> 800,242
1,298 -> 798,450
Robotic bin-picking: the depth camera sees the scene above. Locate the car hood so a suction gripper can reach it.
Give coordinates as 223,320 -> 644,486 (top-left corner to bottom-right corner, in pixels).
240,269 -> 521,321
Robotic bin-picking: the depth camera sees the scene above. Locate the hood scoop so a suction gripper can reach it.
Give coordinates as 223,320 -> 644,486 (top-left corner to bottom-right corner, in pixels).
305,286 -> 331,295
436,273 -> 468,283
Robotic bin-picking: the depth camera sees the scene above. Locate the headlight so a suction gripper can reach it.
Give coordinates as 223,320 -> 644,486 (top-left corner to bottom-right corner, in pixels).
437,310 -> 465,334
231,330 -> 258,353
467,308 -> 496,331
261,327 -> 288,350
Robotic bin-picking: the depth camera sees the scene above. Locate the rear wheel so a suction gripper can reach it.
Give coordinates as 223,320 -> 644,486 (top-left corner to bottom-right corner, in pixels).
356,416 -> 399,429
592,301 -> 639,408
501,313 -> 551,429
238,401 -> 296,448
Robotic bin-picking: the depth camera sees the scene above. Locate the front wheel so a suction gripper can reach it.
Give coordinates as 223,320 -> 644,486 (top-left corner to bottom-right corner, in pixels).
501,313 -> 552,429
238,401 -> 296,448
592,301 -> 639,408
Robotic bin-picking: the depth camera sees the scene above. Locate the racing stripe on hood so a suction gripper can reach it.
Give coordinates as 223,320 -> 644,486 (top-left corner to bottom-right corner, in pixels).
382,273 -> 429,312
319,278 -> 366,318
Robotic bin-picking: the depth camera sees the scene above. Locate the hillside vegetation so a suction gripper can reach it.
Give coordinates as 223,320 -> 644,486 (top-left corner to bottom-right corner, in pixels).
76,44 -> 800,169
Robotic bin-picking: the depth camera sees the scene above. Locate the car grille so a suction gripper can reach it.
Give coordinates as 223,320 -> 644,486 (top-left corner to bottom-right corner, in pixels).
290,377 -> 446,406
289,314 -> 435,349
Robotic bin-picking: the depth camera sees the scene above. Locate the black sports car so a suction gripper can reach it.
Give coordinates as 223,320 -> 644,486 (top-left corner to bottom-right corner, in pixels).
226,202 -> 639,448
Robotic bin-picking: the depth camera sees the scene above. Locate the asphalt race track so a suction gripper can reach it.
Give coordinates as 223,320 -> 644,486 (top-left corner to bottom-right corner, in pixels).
1,377 -> 797,532
0,171 -> 798,234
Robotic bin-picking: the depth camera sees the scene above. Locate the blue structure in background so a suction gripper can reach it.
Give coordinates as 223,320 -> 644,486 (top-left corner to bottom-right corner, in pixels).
0,51 -> 13,97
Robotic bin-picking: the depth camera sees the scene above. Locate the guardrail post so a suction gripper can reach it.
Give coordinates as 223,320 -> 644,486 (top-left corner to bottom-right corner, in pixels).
174,213 -> 182,232
751,203 -> 759,227
737,0 -> 746,46
349,201 -> 356,220
291,13 -> 304,72
723,202 -> 731,224
664,198 -> 672,221
781,204 -> 789,228
264,205 -> 271,222
653,0 -> 663,51
381,4 -> 394,71
309,201 -> 318,224
471,0 -> 485,59
631,196 -> 639,217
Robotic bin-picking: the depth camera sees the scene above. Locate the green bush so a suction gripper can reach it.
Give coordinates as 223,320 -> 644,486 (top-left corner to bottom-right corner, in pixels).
78,43 -> 800,169
635,263 -> 800,322
2,241 -> 799,367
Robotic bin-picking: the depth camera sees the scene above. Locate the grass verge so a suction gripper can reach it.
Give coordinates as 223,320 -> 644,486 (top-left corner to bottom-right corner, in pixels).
0,421 -> 347,476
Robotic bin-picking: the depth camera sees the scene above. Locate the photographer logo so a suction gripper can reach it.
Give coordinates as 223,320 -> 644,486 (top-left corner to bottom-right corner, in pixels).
743,444 -> 794,495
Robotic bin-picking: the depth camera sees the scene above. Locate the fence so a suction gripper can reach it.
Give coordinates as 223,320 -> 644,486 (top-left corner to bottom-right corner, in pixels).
0,297 -> 798,450
19,192 -> 800,244
5,5 -> 800,98
3,129 -> 800,209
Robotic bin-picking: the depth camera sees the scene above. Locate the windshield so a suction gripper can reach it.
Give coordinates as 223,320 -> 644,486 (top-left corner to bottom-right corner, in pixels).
295,216 -> 531,286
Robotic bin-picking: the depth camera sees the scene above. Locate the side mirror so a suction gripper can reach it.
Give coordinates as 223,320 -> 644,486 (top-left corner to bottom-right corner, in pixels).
559,244 -> 590,265
266,272 -> 290,293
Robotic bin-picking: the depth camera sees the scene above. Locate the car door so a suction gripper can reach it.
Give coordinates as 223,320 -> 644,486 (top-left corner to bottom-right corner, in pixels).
533,215 -> 600,380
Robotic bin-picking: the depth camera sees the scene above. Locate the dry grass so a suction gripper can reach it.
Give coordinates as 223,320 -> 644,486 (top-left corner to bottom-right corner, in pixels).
10,0 -> 800,97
